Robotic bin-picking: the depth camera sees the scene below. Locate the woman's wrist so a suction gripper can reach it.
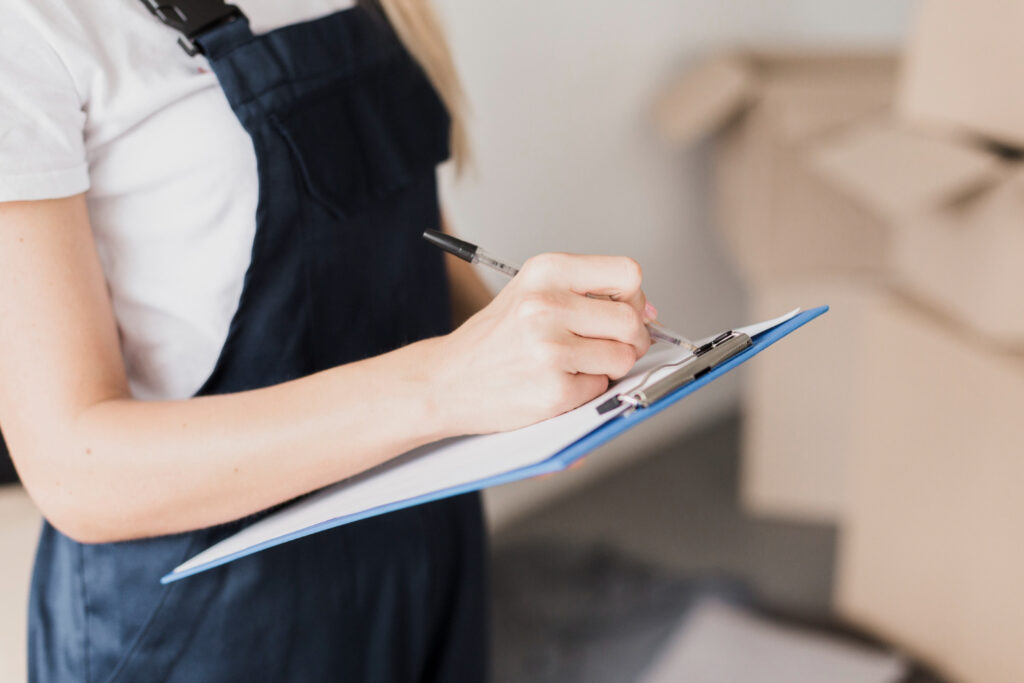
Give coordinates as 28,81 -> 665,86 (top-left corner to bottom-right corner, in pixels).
394,334 -> 462,444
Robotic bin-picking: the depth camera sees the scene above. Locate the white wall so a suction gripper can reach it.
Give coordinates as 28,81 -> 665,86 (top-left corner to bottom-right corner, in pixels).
435,0 -> 914,527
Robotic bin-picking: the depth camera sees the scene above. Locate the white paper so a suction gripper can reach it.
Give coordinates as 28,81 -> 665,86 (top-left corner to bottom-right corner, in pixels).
170,310 -> 800,577
641,598 -> 905,683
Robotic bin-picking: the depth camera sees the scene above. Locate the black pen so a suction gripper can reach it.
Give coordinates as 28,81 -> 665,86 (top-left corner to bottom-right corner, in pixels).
423,230 -> 698,351
423,229 -> 521,278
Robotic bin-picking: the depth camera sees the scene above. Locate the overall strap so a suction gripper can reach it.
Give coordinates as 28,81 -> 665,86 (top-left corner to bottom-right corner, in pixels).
137,0 -> 246,55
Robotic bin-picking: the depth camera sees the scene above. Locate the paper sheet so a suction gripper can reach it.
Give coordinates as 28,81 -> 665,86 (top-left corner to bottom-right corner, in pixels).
169,309 -> 800,579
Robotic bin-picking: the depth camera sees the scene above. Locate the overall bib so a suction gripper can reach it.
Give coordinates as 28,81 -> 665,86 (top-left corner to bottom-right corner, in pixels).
28,5 -> 487,681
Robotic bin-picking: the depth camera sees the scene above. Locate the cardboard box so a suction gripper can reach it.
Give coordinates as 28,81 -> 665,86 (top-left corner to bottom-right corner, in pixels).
654,51 -> 897,283
835,295 -> 1024,683
739,279 -> 884,523
899,0 -> 1024,150
812,121 -> 1024,347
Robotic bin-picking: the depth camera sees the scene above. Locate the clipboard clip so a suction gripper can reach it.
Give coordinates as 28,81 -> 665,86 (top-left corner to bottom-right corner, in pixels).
596,331 -> 753,416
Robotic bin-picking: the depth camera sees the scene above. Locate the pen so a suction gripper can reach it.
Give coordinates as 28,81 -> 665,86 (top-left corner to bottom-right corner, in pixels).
422,230 -> 698,351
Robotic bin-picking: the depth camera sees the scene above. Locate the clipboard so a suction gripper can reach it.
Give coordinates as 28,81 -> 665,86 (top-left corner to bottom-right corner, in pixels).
162,305 -> 829,583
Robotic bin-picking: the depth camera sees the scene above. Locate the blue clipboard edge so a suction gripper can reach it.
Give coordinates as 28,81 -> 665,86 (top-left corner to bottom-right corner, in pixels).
162,305 -> 829,584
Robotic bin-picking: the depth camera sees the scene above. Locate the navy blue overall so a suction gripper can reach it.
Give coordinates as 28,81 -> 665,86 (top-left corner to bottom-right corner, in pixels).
28,6 -> 487,681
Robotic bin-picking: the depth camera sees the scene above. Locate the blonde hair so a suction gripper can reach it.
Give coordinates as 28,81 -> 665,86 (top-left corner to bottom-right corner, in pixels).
364,0 -> 470,173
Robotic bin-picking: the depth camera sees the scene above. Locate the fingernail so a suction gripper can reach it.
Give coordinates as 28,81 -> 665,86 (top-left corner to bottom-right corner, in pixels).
644,301 -> 659,321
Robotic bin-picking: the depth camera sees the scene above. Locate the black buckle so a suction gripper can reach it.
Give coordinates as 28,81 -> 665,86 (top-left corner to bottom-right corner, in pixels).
140,1 -> 244,56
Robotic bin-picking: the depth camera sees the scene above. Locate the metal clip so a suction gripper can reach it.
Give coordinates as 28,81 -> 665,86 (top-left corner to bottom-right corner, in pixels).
139,0 -> 244,56
596,331 -> 753,415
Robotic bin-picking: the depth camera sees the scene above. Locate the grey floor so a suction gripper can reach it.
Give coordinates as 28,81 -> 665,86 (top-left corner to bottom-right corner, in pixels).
490,413 -> 839,682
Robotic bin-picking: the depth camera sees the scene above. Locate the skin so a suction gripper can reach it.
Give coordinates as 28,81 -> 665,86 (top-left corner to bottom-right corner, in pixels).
0,194 -> 650,544
441,216 -> 496,326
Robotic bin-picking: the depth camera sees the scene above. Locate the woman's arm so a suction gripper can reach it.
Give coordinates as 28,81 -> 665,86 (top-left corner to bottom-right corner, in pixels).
0,195 -> 650,544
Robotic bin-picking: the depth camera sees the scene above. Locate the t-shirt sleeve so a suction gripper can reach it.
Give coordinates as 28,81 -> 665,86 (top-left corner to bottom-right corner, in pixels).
0,9 -> 89,202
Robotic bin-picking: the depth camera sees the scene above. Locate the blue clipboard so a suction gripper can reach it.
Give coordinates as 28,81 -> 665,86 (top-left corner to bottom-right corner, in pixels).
162,305 -> 828,583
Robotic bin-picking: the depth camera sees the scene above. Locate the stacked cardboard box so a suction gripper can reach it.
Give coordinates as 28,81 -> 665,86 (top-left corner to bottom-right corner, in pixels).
655,50 -> 898,522
812,123 -> 1024,349
657,2 -> 1024,680
823,3 -> 1024,681
835,297 -> 1024,683
654,50 -> 896,284
899,0 -> 1024,150
811,0 -> 1024,348
740,278 -> 885,522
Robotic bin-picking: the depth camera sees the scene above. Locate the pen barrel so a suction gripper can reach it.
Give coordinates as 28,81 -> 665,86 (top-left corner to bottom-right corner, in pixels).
473,250 -> 521,278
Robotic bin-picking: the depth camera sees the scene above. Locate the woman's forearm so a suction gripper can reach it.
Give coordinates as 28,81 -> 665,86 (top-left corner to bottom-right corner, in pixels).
52,253 -> 491,543
4,198 -> 651,547
38,336 -> 450,544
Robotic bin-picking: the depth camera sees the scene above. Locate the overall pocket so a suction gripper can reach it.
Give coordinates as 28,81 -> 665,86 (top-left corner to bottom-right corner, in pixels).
270,55 -> 451,220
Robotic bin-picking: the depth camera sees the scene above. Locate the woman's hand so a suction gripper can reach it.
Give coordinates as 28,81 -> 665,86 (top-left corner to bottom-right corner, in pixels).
430,253 -> 653,435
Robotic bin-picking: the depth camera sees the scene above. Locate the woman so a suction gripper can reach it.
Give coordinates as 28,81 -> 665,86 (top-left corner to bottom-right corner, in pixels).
0,0 -> 653,680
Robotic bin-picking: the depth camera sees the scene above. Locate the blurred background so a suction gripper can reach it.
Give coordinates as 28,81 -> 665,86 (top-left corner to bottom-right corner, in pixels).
3,0 -> 1022,681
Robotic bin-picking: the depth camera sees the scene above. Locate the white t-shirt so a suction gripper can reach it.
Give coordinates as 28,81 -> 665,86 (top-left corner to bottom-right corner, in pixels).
0,0 -> 356,400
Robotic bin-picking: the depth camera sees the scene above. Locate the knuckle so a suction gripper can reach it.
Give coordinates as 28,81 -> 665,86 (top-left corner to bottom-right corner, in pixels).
612,301 -> 644,335
541,375 -> 574,412
614,301 -> 638,327
635,333 -> 652,356
620,257 -> 643,289
522,253 -> 560,278
609,344 -> 637,379
533,339 -> 566,368
515,292 -> 556,322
